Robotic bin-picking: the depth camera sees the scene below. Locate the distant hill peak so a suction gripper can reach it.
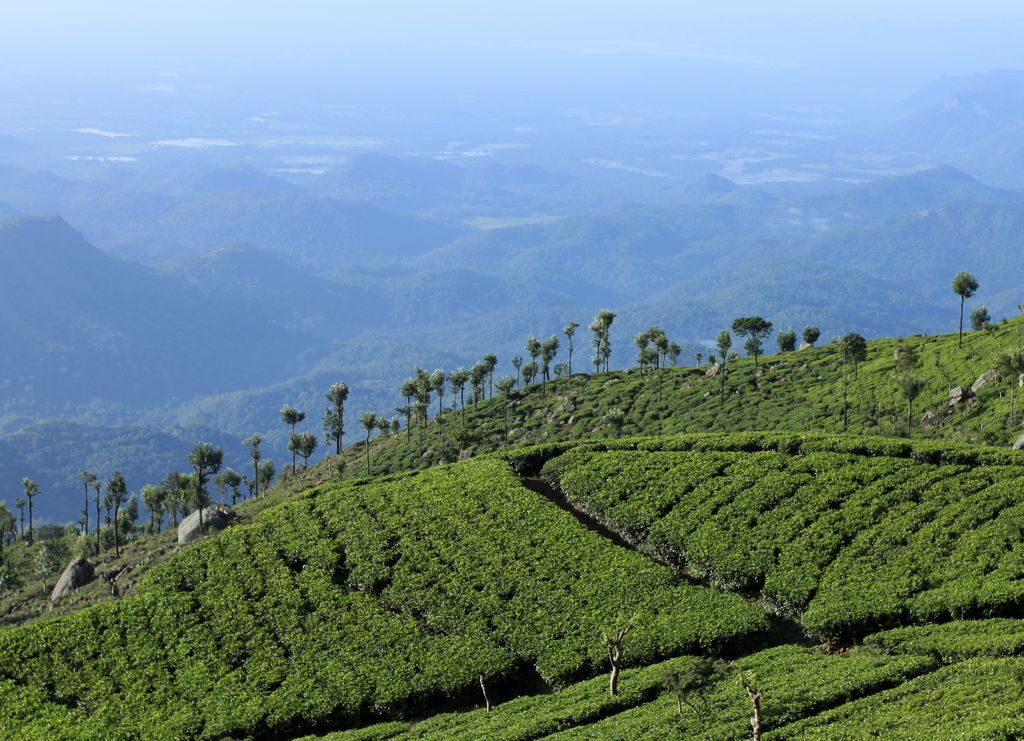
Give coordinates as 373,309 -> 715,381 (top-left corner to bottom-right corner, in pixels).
0,214 -> 95,257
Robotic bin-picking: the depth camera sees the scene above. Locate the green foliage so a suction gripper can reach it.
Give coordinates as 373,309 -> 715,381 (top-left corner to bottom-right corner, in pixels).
971,305 -> 991,331
776,328 -> 797,353
0,457 -> 767,738
544,645 -> 935,740
311,645 -> 935,741
539,433 -> 1024,641
777,658 -> 1024,739
866,619 -> 1024,661
731,316 -> 773,366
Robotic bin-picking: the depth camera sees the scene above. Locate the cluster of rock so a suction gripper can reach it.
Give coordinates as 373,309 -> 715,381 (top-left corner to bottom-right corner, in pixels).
947,369 -> 1001,411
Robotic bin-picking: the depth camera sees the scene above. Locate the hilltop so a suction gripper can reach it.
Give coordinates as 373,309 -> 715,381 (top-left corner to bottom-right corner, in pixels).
309,314 -> 1024,487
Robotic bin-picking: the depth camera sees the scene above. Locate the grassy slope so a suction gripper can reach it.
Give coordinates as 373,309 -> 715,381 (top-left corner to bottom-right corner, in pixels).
0,477 -> 300,628
2,321 -> 1024,736
0,456 -> 767,739
300,315 -> 1024,491
534,435 -> 1024,639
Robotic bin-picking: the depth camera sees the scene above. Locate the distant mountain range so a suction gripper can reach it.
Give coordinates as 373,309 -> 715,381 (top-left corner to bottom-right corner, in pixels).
884,70 -> 1024,187
3,130 -> 1024,521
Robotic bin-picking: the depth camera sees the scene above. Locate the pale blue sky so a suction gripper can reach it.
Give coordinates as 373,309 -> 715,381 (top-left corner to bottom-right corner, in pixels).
4,2 -> 1024,104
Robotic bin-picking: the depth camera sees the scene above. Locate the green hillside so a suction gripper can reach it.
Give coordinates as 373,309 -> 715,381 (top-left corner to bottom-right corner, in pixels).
322,315 -> 1024,484
0,454 -> 766,738
4,432 -> 1024,737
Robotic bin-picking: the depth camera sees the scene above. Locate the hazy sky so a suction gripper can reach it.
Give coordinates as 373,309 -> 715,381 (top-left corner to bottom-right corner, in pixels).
7,2 -> 1024,57
4,2 -> 1024,111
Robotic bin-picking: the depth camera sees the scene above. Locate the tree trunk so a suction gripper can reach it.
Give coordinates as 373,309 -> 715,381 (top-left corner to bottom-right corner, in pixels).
478,673 -> 491,712
843,364 -> 849,431
113,504 -> 121,558
27,499 -> 33,545
742,682 -> 762,741
959,297 -> 965,348
95,499 -> 101,555
291,422 -> 297,471
568,347 -> 573,376
338,404 -> 344,455
366,433 -> 371,475
609,645 -> 622,696
83,485 -> 89,537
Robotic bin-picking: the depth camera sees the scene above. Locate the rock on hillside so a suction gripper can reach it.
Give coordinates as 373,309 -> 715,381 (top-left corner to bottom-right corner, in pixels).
50,557 -> 94,607
178,505 -> 234,546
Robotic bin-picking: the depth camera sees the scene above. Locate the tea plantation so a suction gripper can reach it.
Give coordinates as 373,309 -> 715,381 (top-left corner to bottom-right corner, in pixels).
538,432 -> 1024,639
5,429 -> 1024,737
0,455 -> 767,738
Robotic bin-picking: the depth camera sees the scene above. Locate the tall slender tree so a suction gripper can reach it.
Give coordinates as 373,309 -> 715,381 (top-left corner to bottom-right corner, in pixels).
511,356 -> 523,387
540,335 -> 559,392
257,460 -> 276,494
839,332 -> 868,430
21,478 -> 39,545
522,362 -> 538,386
243,434 -> 262,497
295,433 -> 317,469
635,330 -> 653,376
564,321 -> 579,376
215,468 -> 243,505
526,337 -> 542,384
280,405 -> 305,471
14,497 -> 25,541
414,368 -> 432,457
79,470 -> 97,537
952,271 -> 979,348
400,378 -> 417,439
470,363 -> 488,405
360,412 -> 377,475
140,485 -> 164,534
105,471 -> 128,558
449,367 -> 469,425
430,369 -> 446,436
0,503 -> 14,566
496,376 -> 517,443
898,374 -> 925,438
188,443 -> 223,533
648,326 -> 668,368
323,383 -> 350,455
589,309 -> 616,372
667,342 -> 681,366
716,330 -> 732,366
997,347 -> 1024,425
482,354 -> 498,400
162,471 -> 186,529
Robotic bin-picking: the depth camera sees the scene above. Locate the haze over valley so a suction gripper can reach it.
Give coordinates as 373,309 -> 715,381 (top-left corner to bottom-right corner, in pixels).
2,3 -> 1024,522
